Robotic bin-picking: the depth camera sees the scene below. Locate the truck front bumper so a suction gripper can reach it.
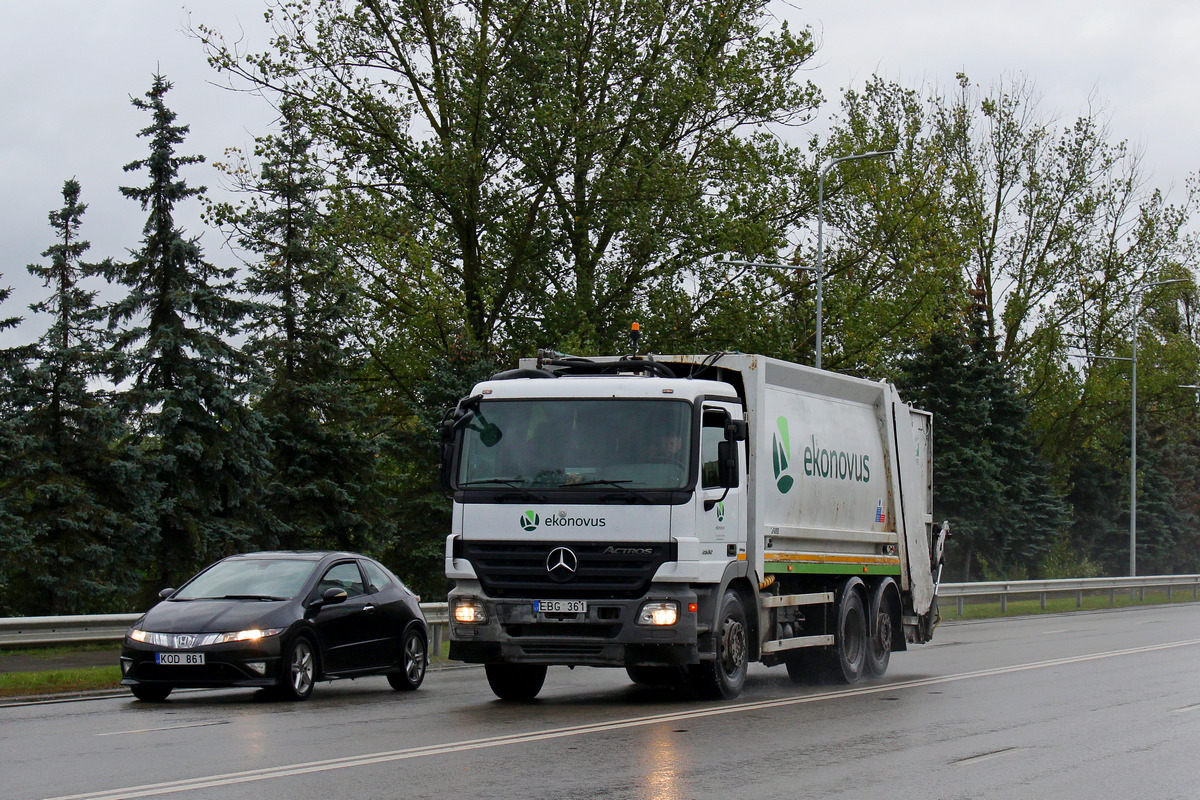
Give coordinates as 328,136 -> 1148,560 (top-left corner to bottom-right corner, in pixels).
448,584 -> 701,668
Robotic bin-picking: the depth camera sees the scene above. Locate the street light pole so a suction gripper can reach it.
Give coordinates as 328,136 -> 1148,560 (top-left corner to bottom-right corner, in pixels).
815,149 -> 895,370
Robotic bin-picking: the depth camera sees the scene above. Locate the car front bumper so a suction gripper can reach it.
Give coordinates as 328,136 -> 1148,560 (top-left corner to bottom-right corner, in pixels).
120,636 -> 285,689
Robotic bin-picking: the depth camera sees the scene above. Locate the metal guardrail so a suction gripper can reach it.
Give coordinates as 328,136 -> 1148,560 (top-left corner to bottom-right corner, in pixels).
0,603 -> 451,649
939,574 -> 1200,615
2,577 -> 1198,648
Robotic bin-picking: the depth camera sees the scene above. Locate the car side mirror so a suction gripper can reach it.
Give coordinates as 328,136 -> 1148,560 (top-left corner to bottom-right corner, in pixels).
321,587 -> 348,606
158,588 -> 175,600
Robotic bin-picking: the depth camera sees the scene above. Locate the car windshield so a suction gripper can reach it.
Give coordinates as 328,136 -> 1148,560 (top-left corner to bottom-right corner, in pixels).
457,398 -> 692,490
174,558 -> 318,601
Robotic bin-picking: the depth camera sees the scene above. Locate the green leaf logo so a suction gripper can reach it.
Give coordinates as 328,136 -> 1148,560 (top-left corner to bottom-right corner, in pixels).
773,416 -> 794,494
715,501 -> 725,523
520,510 -> 540,532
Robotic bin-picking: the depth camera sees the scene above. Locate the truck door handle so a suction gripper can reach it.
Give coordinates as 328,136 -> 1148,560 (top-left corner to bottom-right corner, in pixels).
363,604 -> 376,614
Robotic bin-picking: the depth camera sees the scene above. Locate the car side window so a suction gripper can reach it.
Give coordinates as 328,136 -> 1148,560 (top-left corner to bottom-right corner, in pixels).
361,560 -> 393,594
318,562 -> 366,598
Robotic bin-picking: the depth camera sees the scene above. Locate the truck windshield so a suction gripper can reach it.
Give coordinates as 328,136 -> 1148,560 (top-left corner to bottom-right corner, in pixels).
457,398 -> 693,491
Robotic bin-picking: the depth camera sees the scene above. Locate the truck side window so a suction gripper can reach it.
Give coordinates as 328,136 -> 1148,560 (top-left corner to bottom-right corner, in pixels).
701,409 -> 730,489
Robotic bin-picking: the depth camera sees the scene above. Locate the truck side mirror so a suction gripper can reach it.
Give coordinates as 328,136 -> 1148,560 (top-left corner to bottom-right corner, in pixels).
724,419 -> 748,442
439,441 -> 455,490
717,440 -> 739,488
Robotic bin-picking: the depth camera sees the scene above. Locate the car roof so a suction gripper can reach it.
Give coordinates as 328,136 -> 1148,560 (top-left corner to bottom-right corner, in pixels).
222,551 -> 365,562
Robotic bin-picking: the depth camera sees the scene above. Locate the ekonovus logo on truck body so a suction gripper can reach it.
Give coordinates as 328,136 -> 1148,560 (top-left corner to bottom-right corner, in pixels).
520,510 -> 607,532
773,416 -> 872,496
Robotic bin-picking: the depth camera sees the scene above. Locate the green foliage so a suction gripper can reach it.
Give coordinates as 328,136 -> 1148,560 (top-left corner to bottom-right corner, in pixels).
107,75 -> 268,595
210,104 -> 395,555
197,0 -> 821,357
1,182 -> 151,614
896,319 -> 1067,581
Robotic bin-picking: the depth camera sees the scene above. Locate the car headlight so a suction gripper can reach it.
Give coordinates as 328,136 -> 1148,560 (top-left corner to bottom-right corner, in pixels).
637,601 -> 679,626
128,629 -> 171,646
202,628 -> 285,645
453,598 -> 487,624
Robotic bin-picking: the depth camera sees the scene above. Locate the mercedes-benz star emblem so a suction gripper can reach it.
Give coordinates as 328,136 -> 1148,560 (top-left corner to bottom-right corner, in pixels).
546,546 -> 579,581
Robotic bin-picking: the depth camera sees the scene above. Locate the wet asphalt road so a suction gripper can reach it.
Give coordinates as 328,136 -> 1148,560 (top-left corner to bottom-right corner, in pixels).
4,603 -> 1200,800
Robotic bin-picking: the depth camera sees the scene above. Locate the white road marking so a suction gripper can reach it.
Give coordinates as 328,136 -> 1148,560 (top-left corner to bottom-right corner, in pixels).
954,747 -> 1025,765
1169,702 -> 1200,714
96,721 -> 230,737
45,637 -> 1200,800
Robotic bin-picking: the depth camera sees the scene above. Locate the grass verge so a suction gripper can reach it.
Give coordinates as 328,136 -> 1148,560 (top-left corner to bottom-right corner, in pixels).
939,588 -> 1200,621
0,667 -> 122,698
0,641 -> 453,699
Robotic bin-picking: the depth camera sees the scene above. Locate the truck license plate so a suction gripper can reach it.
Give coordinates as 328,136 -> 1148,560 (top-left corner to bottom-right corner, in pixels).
535,600 -> 587,614
155,652 -> 205,665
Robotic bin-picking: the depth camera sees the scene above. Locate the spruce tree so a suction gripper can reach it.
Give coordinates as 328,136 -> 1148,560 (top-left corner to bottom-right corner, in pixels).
0,276 -> 31,612
896,310 -> 1067,580
213,105 -> 391,553
108,75 -> 266,593
4,180 -> 149,613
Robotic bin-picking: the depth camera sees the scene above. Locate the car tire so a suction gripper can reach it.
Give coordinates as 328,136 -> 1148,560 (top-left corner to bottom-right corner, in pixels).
277,635 -> 317,701
130,684 -> 172,702
484,663 -> 547,700
387,627 -> 427,691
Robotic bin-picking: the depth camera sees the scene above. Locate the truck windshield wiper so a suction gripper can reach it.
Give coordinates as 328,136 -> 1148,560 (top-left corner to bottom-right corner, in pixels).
564,479 -> 656,503
219,594 -> 288,601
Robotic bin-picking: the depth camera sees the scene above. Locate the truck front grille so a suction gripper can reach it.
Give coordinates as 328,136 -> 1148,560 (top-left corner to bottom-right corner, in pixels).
461,540 -> 675,599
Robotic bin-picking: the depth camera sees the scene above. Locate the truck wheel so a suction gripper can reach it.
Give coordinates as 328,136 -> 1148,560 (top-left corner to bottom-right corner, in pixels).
865,595 -> 894,678
827,585 -> 867,684
485,664 -> 547,700
689,590 -> 749,700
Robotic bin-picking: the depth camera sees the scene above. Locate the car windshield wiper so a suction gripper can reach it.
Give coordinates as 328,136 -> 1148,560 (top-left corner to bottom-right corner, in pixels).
186,594 -> 288,601
564,479 -> 656,503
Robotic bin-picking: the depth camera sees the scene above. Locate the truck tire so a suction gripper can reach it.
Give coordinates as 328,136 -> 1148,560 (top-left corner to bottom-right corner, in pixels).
484,663 -> 547,700
827,584 -> 867,684
865,586 -> 896,678
688,590 -> 749,700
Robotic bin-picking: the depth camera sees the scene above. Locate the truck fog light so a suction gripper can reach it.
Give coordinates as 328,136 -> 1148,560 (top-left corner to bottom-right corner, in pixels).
246,661 -> 267,675
638,601 -> 679,626
453,598 -> 487,624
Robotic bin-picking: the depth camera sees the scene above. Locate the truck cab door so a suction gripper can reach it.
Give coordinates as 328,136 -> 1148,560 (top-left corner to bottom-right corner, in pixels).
697,404 -> 745,562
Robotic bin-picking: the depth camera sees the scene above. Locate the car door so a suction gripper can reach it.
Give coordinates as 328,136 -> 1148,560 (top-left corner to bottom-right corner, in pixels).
310,560 -> 382,674
361,558 -> 406,667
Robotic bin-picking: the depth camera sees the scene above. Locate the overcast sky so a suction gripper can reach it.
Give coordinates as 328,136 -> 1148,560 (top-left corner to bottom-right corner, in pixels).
3,0 -> 1198,347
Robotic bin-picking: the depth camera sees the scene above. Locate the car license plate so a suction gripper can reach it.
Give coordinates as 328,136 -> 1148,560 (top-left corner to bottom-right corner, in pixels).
535,600 -> 587,614
155,652 -> 205,665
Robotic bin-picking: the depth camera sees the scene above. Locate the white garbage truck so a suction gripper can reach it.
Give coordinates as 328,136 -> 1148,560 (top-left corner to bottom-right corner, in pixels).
442,348 -> 947,700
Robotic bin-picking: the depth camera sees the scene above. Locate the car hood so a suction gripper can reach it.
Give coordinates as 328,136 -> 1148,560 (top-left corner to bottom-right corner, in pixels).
137,599 -> 297,633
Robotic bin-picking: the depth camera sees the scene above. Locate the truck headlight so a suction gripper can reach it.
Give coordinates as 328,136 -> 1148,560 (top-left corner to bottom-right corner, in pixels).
453,598 -> 487,624
637,601 -> 678,626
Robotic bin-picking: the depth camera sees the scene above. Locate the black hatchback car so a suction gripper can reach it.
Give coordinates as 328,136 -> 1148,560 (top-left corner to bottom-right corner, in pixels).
120,551 -> 428,701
